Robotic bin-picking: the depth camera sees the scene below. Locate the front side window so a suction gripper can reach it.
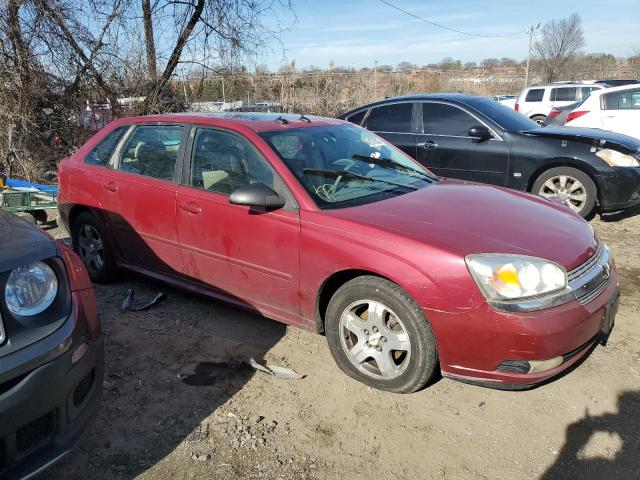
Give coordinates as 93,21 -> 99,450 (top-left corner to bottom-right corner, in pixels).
551,87 -> 578,102
422,103 -> 478,137
364,103 -> 413,133
260,124 -> 435,209
604,89 -> 640,110
525,89 -> 544,102
85,125 -> 129,166
119,125 -> 184,180
189,128 -> 275,195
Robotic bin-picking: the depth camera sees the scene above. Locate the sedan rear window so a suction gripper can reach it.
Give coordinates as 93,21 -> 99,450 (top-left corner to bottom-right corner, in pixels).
346,110 -> 367,125
364,103 -> 413,133
525,89 -> 545,102
119,125 -> 184,181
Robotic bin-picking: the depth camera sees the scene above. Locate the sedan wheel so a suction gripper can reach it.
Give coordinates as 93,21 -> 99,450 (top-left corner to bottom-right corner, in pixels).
72,212 -> 118,283
325,276 -> 438,393
532,167 -> 597,218
339,300 -> 411,380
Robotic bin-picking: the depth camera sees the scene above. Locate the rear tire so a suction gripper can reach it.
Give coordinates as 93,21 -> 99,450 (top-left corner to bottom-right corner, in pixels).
72,212 -> 118,283
532,167 -> 597,218
325,276 -> 438,393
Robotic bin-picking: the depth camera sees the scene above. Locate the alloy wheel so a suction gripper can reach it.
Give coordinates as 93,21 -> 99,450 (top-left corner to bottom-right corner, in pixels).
338,299 -> 412,380
538,174 -> 587,213
77,224 -> 105,272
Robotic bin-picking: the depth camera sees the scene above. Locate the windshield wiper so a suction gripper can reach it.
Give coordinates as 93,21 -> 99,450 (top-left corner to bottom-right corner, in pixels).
351,154 -> 436,182
303,168 -> 420,191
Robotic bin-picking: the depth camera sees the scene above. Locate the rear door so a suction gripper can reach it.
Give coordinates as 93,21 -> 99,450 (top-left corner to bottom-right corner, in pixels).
176,127 -> 300,320
362,102 -> 417,158
100,123 -> 187,275
601,88 -> 640,139
415,101 -> 510,185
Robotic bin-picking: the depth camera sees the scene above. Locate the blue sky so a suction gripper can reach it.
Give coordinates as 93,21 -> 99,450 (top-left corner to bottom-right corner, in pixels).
263,0 -> 639,69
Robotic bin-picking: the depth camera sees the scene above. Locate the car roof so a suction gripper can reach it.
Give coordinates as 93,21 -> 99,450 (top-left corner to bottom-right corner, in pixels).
585,83 -> 640,95
116,112 -> 346,132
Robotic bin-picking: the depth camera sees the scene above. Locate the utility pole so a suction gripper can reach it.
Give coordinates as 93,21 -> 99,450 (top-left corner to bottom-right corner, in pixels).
525,23 -> 540,87
374,60 -> 378,97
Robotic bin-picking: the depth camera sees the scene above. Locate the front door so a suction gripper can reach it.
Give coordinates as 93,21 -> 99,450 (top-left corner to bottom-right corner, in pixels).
415,101 -> 510,186
176,127 -> 300,321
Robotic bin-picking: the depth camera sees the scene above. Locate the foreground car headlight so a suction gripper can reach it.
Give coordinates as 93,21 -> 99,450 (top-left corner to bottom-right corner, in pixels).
596,149 -> 640,167
5,261 -> 58,316
466,255 -> 567,301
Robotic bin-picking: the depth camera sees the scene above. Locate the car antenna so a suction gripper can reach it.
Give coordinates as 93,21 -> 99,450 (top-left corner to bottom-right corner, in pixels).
299,113 -> 312,123
275,115 -> 289,124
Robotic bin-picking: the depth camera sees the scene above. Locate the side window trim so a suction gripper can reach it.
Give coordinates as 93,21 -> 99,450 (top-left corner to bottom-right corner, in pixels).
419,101 -> 503,141
182,126 -> 299,212
112,122 -> 190,184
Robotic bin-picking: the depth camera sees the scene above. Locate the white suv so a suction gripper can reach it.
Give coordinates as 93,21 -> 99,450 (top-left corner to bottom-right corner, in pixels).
565,83 -> 640,140
515,83 -> 606,124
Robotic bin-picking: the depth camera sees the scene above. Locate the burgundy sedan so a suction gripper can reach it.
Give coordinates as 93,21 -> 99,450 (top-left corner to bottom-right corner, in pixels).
57,113 -> 619,392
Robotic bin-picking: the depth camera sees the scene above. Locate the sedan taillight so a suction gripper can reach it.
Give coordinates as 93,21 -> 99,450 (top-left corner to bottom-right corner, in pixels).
547,109 -> 561,119
566,110 -> 589,123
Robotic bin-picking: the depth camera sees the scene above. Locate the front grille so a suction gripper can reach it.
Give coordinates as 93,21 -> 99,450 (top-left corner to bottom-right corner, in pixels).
73,367 -> 96,407
16,411 -> 56,453
577,279 -> 609,305
568,243 -> 604,282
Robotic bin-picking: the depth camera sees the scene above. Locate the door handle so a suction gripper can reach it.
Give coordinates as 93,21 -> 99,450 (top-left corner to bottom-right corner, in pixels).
101,181 -> 118,192
418,140 -> 438,149
179,201 -> 202,214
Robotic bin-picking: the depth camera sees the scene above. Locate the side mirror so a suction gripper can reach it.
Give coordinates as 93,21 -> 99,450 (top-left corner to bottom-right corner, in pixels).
468,125 -> 492,140
229,183 -> 285,210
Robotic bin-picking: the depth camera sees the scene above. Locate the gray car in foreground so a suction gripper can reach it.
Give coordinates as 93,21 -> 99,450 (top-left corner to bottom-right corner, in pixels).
0,211 -> 103,479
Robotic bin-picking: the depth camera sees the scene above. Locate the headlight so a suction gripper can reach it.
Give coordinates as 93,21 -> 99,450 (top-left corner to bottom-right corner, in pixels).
5,261 -> 58,316
596,149 -> 640,167
466,255 -> 567,301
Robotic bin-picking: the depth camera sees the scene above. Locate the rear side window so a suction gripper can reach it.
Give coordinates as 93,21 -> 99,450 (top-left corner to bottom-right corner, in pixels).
84,126 -> 129,166
346,110 -> 367,125
364,103 -> 413,133
603,89 -> 640,110
119,125 -> 184,181
550,87 -> 578,102
525,89 -> 545,102
581,86 -> 598,98
422,103 -> 478,137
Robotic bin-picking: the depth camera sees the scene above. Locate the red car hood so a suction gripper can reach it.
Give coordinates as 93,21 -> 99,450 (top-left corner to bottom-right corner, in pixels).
328,179 -> 598,271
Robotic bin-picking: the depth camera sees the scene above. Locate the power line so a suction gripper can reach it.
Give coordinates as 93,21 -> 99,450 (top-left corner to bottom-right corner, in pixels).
376,0 -> 527,38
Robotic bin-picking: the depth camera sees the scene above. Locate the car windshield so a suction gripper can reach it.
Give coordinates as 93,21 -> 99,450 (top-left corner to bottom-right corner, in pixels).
466,97 -> 541,132
260,124 -> 436,209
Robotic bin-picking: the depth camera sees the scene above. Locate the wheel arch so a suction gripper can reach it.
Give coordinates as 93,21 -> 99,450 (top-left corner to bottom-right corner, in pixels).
314,269 -> 392,334
526,158 -> 602,203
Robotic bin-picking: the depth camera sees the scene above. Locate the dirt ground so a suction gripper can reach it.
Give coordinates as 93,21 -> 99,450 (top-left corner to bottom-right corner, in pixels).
42,207 -> 640,480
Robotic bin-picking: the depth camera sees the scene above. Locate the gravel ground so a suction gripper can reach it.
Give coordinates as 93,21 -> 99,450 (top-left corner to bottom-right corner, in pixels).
42,207 -> 640,480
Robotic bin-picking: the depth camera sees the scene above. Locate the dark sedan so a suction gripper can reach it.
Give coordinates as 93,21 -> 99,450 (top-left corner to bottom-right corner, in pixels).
0,211 -> 103,479
339,94 -> 640,217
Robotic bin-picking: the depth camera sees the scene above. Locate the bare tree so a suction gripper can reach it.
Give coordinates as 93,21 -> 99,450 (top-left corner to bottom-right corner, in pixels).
534,13 -> 585,82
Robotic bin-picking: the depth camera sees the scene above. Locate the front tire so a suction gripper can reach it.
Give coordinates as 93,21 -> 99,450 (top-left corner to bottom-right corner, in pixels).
325,276 -> 438,393
72,212 -> 118,283
532,167 -> 597,218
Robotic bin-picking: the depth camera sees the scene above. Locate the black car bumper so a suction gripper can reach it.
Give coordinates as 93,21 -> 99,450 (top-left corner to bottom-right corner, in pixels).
596,167 -> 640,212
0,296 -> 104,479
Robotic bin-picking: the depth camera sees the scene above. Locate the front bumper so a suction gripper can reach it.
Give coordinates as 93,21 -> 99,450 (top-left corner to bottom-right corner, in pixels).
596,167 -> 640,212
0,290 -> 104,479
428,267 -> 619,389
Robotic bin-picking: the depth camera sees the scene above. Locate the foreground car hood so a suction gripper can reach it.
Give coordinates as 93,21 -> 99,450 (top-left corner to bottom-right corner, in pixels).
0,211 -> 57,271
331,180 -> 597,271
522,126 -> 640,153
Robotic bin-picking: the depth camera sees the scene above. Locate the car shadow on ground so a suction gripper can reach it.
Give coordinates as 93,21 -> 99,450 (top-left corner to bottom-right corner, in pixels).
600,204 -> 640,222
540,390 -> 640,480
42,273 -> 286,479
